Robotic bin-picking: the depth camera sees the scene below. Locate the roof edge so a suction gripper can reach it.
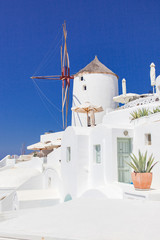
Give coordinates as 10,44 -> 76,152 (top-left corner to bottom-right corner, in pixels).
74,71 -> 119,79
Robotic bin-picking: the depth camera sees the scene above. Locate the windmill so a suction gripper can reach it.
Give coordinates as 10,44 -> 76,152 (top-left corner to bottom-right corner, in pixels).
31,21 -> 73,129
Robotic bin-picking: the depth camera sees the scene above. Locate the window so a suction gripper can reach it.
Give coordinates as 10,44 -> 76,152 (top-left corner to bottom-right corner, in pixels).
93,144 -> 101,164
48,177 -> 51,188
83,85 -> 87,91
81,76 -> 84,81
66,147 -> 71,162
145,134 -> 151,145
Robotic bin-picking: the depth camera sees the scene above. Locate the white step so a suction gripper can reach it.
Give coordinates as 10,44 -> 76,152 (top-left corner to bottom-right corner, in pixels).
17,189 -> 60,209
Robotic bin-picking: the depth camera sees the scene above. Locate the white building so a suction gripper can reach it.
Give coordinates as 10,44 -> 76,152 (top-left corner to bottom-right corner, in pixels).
1,59 -> 160,239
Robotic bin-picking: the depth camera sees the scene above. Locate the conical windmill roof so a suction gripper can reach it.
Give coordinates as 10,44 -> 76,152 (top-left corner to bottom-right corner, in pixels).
74,56 -> 118,78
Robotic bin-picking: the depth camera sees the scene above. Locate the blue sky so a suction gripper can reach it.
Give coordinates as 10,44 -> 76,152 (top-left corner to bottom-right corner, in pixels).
0,0 -> 160,158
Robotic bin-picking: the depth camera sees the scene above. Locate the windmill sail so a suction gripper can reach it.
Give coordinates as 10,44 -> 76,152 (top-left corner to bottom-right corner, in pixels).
31,21 -> 73,129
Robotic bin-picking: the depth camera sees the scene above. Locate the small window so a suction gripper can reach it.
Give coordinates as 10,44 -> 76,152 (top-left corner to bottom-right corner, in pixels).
81,76 -> 84,81
48,177 -> 51,188
93,144 -> 101,164
145,134 -> 151,145
66,147 -> 71,162
88,115 -> 91,127
83,85 -> 87,91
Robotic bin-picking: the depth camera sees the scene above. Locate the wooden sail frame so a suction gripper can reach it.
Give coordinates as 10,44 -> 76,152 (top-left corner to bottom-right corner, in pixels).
31,21 -> 73,129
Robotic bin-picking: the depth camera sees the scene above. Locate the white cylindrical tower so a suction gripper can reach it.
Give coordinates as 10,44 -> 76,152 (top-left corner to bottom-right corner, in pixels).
72,56 -> 119,127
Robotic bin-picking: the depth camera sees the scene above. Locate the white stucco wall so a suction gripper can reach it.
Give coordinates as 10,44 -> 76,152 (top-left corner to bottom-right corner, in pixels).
46,147 -> 61,173
61,127 -> 91,199
133,120 -> 160,189
1,191 -> 18,212
89,125 -> 133,187
72,73 -> 118,127
16,157 -> 43,172
40,131 -> 63,142
17,174 -> 44,190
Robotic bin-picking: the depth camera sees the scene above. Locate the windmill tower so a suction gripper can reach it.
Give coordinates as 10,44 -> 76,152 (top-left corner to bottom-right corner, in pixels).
72,56 -> 119,127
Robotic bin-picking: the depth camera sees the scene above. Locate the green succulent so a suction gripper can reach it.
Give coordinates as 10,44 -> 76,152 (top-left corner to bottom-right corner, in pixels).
130,108 -> 149,121
126,150 -> 158,173
130,110 -> 140,120
140,108 -> 149,117
151,107 -> 160,114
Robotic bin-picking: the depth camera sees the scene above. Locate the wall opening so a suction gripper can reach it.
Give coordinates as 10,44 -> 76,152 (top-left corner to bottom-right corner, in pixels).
48,177 -> 52,188
145,133 -> 151,145
83,85 -> 87,91
64,194 -> 72,202
93,144 -> 101,164
66,147 -> 71,162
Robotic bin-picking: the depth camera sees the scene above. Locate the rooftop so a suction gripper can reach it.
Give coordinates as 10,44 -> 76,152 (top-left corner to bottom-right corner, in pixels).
74,56 -> 118,78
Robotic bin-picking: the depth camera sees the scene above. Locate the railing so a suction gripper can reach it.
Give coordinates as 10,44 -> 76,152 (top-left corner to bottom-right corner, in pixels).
118,95 -> 160,110
0,155 -> 10,168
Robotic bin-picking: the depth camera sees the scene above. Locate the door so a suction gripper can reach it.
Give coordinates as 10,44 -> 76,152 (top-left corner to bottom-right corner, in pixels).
117,138 -> 132,183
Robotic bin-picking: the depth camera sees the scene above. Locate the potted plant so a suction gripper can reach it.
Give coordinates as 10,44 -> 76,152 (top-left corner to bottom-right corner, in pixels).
127,150 -> 158,190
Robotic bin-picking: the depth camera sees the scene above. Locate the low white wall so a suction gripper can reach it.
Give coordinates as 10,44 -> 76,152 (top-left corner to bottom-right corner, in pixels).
16,158 -> 43,172
18,174 -> 44,190
40,131 -> 63,143
1,191 -> 18,212
19,198 -> 59,210
103,101 -> 160,128
0,155 -> 10,168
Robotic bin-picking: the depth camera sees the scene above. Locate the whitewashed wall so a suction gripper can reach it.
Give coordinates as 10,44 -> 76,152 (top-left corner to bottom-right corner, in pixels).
40,131 -> 63,142
133,120 -> 160,189
72,73 -> 118,127
61,127 -> 91,199
90,125 -> 133,186
16,157 -> 43,172
0,191 -> 18,212
18,174 -> 44,190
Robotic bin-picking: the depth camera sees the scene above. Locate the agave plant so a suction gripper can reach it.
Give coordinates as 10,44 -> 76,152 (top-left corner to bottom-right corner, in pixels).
140,108 -> 149,117
151,106 -> 160,114
130,108 -> 149,121
126,150 -> 158,173
130,110 -> 140,120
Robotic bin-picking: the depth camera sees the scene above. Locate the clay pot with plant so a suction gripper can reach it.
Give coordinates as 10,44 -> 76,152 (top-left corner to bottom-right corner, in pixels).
126,150 -> 158,190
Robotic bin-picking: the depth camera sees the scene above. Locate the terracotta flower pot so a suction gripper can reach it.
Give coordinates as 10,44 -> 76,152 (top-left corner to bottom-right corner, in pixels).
131,172 -> 152,190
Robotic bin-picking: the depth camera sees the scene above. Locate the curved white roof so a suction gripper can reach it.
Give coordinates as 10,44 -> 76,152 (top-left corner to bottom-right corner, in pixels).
0,167 -> 40,188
